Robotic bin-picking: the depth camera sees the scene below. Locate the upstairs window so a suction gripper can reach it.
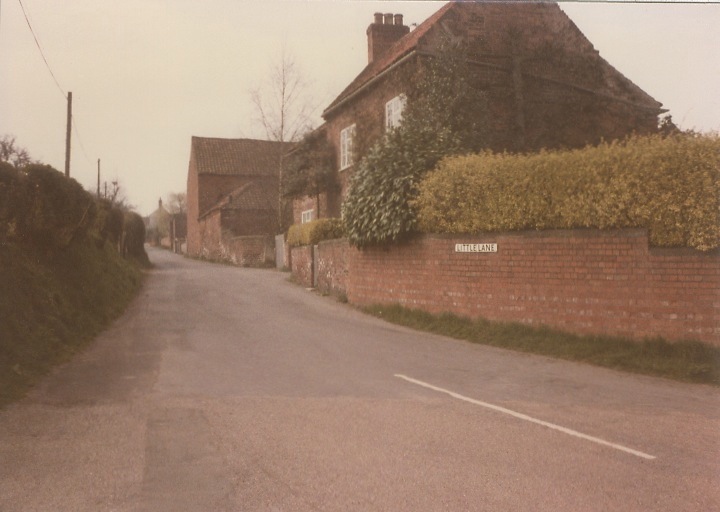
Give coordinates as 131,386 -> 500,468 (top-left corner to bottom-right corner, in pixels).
340,124 -> 356,170
301,209 -> 314,224
385,94 -> 406,130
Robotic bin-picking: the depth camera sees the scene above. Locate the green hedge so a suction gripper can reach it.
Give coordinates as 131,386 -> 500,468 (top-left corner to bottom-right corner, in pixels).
1,163 -> 97,249
0,163 -> 147,406
0,163 -> 150,264
287,218 -> 345,247
414,134 -> 720,251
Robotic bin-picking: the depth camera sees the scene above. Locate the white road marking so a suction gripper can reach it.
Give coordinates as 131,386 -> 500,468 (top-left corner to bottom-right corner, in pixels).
394,374 -> 656,460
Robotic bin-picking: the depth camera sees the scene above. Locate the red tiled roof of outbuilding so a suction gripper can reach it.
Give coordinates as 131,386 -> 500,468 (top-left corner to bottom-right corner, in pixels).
191,137 -> 292,176
199,180 -> 277,219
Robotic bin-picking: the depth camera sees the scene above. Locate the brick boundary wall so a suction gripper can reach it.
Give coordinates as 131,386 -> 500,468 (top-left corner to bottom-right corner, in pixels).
224,235 -> 275,267
301,229 -> 719,345
317,239 -> 350,298
291,245 -> 314,287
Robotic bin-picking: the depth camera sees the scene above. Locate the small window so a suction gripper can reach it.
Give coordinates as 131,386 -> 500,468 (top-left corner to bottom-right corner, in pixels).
301,209 -> 314,224
385,94 -> 406,130
340,124 -> 356,170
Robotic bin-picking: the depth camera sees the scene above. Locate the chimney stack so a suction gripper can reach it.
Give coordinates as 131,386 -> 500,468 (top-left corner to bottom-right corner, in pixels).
367,11 -> 409,64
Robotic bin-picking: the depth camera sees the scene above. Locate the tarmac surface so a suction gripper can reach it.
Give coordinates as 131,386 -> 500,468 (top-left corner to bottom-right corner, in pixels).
1,247 -> 718,511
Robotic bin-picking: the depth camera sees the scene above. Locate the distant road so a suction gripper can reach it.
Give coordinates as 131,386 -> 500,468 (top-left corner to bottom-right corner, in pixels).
1,247 -> 718,511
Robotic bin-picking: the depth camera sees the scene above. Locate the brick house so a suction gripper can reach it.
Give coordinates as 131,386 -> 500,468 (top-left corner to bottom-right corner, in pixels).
292,1 -> 664,223
186,136 -> 292,264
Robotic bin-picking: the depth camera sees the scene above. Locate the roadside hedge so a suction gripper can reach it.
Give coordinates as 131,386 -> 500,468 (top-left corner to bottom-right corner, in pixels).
0,163 -> 97,249
1,163 -> 147,406
414,134 -> 720,251
287,218 -> 345,247
0,163 -> 150,263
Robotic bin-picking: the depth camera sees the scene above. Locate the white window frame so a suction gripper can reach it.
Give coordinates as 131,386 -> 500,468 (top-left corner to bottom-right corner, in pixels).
385,94 -> 406,130
301,209 -> 314,224
340,124 -> 356,170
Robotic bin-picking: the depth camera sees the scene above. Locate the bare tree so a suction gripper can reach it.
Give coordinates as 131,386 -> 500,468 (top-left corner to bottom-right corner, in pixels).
0,135 -> 33,168
250,47 -> 315,144
250,47 -> 318,231
165,192 -> 187,215
99,178 -> 132,210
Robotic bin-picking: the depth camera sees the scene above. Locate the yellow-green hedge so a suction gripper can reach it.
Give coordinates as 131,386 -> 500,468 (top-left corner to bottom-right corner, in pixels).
287,218 -> 345,247
414,134 -> 720,251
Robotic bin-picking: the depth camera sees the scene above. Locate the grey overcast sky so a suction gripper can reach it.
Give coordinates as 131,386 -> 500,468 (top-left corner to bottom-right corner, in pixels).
1,1 -> 718,216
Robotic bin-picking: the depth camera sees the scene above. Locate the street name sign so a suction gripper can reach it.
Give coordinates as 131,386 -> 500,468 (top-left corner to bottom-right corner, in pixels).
455,243 -> 497,253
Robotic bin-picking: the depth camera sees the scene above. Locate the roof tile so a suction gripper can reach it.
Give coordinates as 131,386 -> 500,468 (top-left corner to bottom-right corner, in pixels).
191,137 -> 292,176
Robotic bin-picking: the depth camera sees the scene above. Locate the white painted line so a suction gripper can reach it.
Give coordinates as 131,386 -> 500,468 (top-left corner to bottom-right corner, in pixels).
394,374 -> 656,460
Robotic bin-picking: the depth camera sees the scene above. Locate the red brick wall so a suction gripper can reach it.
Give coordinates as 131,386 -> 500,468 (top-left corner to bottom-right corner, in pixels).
194,210 -> 274,266
293,196 -> 315,225
305,230 -> 719,345
186,150 -> 201,256
221,208 -> 276,237
223,235 -> 274,267
187,155 -> 258,258
291,245 -> 313,287
317,238 -> 350,298
196,210 -> 223,260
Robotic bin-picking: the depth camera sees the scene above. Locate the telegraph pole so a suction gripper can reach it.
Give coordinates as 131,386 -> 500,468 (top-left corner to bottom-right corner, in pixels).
97,159 -> 101,197
64,91 -> 72,177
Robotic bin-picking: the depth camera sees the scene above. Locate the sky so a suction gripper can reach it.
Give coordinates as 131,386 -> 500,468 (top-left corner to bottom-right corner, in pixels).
1,1 -> 718,216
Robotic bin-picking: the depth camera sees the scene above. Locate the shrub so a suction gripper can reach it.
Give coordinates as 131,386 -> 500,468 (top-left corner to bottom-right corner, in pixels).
414,134 -> 720,251
92,198 -> 125,248
287,218 -> 345,247
122,211 -> 150,266
342,37 -> 489,248
0,162 -> 27,240
0,164 -> 98,250
23,165 -> 97,249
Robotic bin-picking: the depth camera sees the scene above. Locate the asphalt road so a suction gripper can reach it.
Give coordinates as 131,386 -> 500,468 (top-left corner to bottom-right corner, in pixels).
1,247 -> 718,511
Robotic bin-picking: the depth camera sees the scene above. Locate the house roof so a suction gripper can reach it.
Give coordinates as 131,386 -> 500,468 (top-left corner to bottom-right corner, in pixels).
191,137 -> 292,176
323,1 -> 661,118
201,181 -> 277,219
224,181 -> 277,211
323,3 -> 452,118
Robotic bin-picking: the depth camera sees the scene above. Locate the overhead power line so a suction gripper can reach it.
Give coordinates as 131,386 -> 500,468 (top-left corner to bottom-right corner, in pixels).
17,0 -> 66,99
72,115 -> 91,164
16,0 -> 93,170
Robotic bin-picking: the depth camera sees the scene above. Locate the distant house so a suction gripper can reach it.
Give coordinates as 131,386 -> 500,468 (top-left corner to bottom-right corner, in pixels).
186,137 -> 292,265
146,198 -> 172,247
292,1 -> 664,223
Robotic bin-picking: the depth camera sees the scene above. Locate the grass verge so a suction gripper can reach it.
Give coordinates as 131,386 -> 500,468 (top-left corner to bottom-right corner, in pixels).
0,238 -> 146,408
364,304 -> 720,386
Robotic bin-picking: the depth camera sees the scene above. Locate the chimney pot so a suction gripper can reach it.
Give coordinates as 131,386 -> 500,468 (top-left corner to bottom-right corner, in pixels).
367,11 -> 410,64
